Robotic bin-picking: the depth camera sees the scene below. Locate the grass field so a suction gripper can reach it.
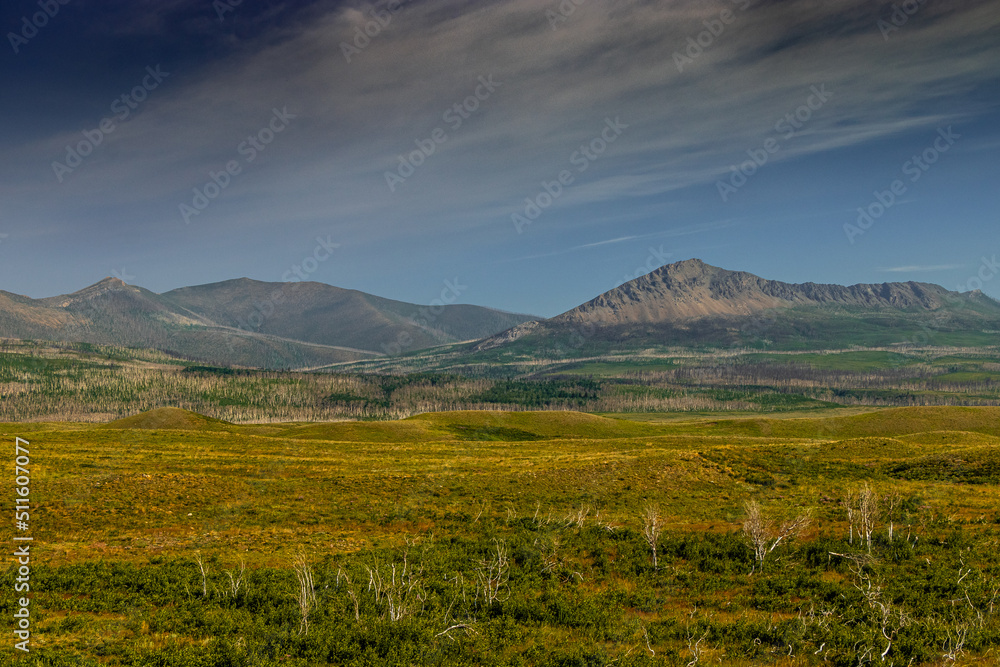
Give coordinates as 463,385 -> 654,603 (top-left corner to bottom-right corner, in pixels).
5,405 -> 1000,665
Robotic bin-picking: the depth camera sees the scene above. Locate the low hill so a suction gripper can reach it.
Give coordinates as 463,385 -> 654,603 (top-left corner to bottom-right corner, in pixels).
103,407 -> 234,431
264,410 -> 661,442
659,406 -> 1000,440
99,406 -> 1000,445
407,410 -> 660,440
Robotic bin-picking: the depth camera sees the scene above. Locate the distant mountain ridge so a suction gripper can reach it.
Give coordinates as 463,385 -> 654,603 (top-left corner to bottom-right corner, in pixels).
3,261 -> 998,368
555,259 -> 968,324
475,259 -> 1000,352
0,277 -> 535,369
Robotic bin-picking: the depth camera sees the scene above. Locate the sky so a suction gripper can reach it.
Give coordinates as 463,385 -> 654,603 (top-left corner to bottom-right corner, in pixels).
1,0 -> 998,318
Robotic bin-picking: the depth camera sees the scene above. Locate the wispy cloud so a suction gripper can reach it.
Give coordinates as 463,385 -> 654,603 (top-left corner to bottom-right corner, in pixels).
1,0 -> 998,307
879,264 -> 965,273
511,219 -> 738,263
5,0 -> 998,238
572,236 -> 639,250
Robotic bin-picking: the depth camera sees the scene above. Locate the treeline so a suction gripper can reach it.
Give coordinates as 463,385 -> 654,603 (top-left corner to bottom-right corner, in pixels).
1,340 -> 999,422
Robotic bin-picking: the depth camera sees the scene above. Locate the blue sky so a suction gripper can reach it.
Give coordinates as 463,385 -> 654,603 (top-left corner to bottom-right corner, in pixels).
1,0 -> 998,317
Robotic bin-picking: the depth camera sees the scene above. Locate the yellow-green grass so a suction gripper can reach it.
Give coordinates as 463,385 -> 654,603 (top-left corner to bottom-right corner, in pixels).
12,405 -> 1000,569
8,405 -> 1000,665
637,405 -> 1000,439
101,406 -> 237,431
602,405 -> 880,422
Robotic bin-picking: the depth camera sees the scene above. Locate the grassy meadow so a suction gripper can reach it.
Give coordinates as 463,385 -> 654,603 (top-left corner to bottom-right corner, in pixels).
4,403 -> 1000,665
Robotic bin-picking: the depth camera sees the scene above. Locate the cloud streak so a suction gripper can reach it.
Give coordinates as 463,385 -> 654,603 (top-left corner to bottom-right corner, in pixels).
879,264 -> 965,273
1,0 -> 998,310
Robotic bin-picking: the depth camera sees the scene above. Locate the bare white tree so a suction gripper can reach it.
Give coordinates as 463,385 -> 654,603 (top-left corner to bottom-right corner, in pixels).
471,499 -> 490,523
845,559 -> 911,661
535,535 -> 583,584
742,500 -> 811,572
366,551 -> 426,622
475,539 -> 511,606
883,490 -> 901,543
195,551 -> 209,597
436,571 -> 476,641
540,536 -> 562,576
641,504 -> 663,569
292,554 -> 318,635
593,508 -> 620,533
843,488 -> 858,545
684,608 -> 709,667
532,503 -> 554,527
224,557 -> 246,598
857,483 -> 880,553
844,483 -> 904,551
505,506 -> 517,524
435,622 -> 479,641
942,624 -> 968,663
640,621 -> 654,656
338,568 -> 361,622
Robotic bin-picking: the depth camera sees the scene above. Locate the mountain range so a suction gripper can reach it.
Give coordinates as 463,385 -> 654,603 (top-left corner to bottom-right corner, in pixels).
0,277 -> 534,368
473,259 -> 1000,354
2,259 -> 998,368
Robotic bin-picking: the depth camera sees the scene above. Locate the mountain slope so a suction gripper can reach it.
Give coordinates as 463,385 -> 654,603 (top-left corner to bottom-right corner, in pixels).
159,278 -> 533,353
553,259 -> 959,325
475,259 -> 1000,354
0,277 -> 534,368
